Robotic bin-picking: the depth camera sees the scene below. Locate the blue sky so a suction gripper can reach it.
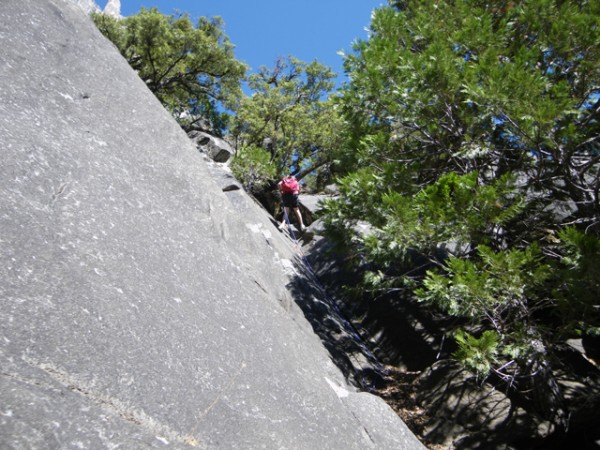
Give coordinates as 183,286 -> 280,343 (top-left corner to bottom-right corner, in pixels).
95,1 -> 385,87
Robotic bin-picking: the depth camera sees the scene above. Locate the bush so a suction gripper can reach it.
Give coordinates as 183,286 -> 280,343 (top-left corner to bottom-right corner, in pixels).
230,145 -> 276,193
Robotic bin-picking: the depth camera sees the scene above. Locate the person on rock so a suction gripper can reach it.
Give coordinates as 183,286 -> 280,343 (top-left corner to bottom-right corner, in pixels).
278,174 -> 306,232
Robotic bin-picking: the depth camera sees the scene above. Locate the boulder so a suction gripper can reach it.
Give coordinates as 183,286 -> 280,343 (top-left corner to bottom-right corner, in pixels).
188,130 -> 234,163
0,1 -> 425,449
415,361 -> 551,449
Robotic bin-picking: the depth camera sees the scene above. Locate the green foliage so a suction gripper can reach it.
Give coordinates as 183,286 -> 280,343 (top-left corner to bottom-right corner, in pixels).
322,170 -> 524,294
416,244 -> 549,323
229,57 -> 343,185
414,221 -> 600,379
336,0 -> 600,225
552,227 -> 600,336
324,3 -> 600,421
381,171 -> 523,253
92,8 -> 246,135
453,330 -> 499,377
230,145 -> 277,192
416,242 -> 554,382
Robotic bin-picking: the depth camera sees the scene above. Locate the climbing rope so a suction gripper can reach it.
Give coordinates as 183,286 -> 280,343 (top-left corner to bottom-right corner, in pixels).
281,209 -> 389,389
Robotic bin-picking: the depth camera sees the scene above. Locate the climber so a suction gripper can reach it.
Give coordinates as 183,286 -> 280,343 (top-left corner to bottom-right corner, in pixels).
278,174 -> 306,232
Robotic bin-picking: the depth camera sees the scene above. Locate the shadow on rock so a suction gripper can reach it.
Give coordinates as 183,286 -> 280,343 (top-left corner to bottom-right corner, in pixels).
284,252 -> 387,392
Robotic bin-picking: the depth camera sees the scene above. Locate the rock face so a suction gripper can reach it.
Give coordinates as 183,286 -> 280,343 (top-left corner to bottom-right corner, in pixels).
70,0 -> 98,14
0,0 -> 424,449
102,0 -> 120,18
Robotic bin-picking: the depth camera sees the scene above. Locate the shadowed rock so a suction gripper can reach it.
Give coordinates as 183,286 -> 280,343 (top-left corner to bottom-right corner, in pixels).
0,0 -> 424,448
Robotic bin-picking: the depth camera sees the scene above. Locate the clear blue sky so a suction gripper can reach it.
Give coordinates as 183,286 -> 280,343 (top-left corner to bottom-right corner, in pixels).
95,1 -> 385,87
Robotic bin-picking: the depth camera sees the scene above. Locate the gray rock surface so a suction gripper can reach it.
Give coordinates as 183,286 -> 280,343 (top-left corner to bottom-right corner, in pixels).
0,0 -> 424,449
102,0 -> 120,18
189,131 -> 235,163
69,0 -> 99,14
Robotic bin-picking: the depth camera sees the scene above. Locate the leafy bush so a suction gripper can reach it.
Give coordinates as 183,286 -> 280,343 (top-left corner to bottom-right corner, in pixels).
453,330 -> 499,377
230,145 -> 276,193
553,227 -> 600,337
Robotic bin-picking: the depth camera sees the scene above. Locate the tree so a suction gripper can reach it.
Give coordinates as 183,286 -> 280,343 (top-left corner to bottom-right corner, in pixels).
337,0 -> 600,220
322,0 -> 600,432
229,57 -> 343,192
92,8 -> 246,135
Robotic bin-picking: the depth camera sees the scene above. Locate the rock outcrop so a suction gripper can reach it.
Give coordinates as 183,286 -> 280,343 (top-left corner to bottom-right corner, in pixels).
102,0 -> 120,18
0,0 -> 424,448
188,131 -> 235,163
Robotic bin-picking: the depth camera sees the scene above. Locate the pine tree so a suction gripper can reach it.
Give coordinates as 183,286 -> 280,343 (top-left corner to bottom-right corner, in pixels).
324,0 -> 600,431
